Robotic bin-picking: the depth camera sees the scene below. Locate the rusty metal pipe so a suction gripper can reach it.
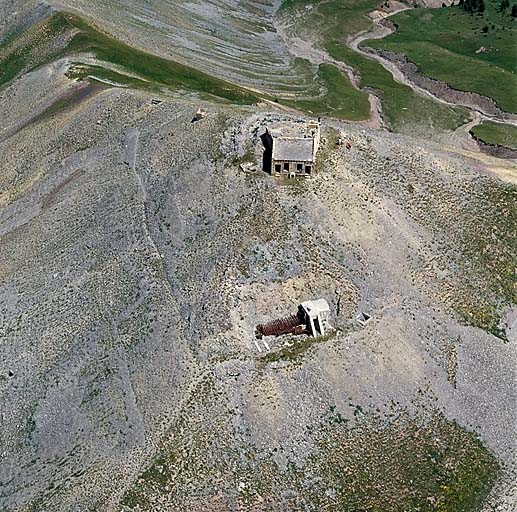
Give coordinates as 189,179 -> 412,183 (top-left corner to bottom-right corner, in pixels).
257,313 -> 304,337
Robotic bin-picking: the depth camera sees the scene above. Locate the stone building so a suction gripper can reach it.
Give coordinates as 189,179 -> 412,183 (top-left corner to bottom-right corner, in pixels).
265,120 -> 320,177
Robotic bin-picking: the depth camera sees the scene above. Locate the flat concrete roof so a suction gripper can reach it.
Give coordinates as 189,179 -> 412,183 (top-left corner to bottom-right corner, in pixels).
272,137 -> 315,163
301,299 -> 330,318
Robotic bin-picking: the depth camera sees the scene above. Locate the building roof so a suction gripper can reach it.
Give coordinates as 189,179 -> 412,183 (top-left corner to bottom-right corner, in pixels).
300,299 -> 330,318
272,137 -> 315,163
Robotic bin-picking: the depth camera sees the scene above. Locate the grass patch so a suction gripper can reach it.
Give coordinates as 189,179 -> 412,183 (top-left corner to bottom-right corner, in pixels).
367,3 -> 517,112
260,330 -> 338,366
312,414 -> 500,511
279,174 -> 308,195
456,181 -> 517,339
283,63 -> 371,120
0,13 -> 71,88
471,121 -> 517,148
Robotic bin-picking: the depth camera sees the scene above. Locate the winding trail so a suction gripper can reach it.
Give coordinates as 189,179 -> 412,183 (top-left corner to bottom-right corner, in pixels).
448,112 -> 482,152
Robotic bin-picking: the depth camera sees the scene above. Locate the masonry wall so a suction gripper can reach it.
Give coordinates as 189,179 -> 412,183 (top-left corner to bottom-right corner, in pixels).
272,159 -> 313,176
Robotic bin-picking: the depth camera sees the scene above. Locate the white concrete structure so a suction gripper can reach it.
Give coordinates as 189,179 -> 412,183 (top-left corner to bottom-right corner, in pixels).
356,312 -> 372,327
299,298 -> 331,337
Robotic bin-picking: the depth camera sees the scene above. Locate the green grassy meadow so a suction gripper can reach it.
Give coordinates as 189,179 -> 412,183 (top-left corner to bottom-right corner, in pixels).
471,121 -> 517,148
327,42 -> 469,132
279,0 -> 470,133
367,2 -> 517,112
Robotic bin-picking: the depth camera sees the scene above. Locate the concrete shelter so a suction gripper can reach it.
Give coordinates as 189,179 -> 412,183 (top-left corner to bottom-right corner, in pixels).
299,298 -> 331,337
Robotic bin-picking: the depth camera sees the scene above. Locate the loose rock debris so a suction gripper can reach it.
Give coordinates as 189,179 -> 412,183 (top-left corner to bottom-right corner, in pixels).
1,94 -> 515,511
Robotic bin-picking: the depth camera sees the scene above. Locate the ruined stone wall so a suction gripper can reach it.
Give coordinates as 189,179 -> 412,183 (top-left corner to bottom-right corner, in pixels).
272,159 -> 313,175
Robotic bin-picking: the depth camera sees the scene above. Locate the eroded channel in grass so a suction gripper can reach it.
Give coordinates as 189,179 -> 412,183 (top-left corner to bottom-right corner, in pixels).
277,0 -> 470,134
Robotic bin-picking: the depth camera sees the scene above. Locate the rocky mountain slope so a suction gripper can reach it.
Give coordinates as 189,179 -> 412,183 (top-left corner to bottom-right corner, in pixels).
0,1 -> 515,511
1,0 -> 315,97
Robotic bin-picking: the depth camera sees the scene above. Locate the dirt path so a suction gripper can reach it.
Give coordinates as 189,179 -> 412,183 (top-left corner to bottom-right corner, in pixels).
447,112 -> 482,153
441,112 -> 517,182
